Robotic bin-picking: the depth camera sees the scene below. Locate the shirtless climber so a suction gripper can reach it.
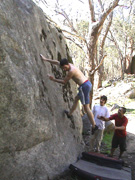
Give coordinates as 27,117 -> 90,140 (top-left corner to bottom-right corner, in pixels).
40,54 -> 98,134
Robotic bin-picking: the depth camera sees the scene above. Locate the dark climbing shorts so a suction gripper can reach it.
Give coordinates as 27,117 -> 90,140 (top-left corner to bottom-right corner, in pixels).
78,80 -> 92,105
112,134 -> 126,152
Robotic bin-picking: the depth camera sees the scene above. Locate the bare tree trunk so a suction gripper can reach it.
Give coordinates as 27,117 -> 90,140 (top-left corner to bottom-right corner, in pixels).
98,12 -> 113,88
125,38 -> 134,73
109,30 -> 125,79
121,59 -> 124,79
87,0 -> 119,106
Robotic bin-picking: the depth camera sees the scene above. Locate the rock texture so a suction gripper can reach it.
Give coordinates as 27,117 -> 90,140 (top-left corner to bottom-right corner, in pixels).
0,0 -> 83,179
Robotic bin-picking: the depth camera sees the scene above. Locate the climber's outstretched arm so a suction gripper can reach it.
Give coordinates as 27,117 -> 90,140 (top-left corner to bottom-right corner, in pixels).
40,54 -> 60,65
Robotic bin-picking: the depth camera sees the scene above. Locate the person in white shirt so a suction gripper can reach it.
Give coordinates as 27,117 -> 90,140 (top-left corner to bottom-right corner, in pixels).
89,95 -> 110,153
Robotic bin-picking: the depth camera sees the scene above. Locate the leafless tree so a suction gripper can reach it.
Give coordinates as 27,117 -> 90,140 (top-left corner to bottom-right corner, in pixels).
34,0 -> 120,106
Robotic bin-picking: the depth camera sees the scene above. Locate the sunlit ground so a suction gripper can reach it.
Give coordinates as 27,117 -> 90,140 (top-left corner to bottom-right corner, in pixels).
126,114 -> 135,135
126,101 -> 135,135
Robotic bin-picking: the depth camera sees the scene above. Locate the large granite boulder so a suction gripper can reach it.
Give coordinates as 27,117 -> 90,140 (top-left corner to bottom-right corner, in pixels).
0,0 -> 83,179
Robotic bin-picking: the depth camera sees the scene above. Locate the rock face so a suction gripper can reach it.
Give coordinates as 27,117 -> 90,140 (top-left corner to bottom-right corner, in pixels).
0,0 -> 83,179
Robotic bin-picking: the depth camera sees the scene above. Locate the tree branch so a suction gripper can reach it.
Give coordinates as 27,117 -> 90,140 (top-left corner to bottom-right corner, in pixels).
98,0 -> 104,12
62,29 -> 87,44
45,10 -> 88,49
90,54 -> 107,75
109,30 -> 123,60
88,0 -> 96,22
98,0 -> 119,28
55,9 -> 78,33
100,12 -> 113,47
64,36 -> 84,50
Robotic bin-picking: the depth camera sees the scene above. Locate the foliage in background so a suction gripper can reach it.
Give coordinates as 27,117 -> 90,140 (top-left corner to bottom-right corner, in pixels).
104,46 -> 121,79
103,0 -> 135,79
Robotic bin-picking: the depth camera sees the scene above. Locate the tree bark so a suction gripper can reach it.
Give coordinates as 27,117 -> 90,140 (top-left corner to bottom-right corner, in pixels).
109,30 -> 124,79
125,38 -> 134,74
98,12 -> 113,88
87,0 -> 119,107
